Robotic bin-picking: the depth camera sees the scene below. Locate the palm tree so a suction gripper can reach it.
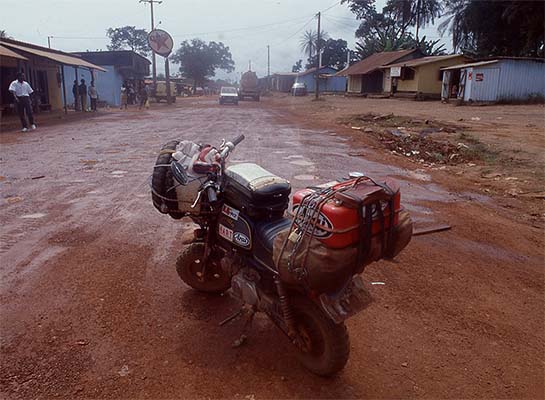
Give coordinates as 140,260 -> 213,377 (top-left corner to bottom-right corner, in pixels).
299,30 -> 329,60
438,0 -> 471,52
414,0 -> 443,41
386,0 -> 443,41
300,30 -> 316,60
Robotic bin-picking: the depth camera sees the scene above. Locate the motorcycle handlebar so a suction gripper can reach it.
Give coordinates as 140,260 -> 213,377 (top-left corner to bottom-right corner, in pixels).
232,135 -> 245,146
220,135 -> 245,159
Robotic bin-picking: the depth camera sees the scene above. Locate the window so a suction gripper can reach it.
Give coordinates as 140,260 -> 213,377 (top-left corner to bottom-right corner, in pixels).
401,67 -> 415,80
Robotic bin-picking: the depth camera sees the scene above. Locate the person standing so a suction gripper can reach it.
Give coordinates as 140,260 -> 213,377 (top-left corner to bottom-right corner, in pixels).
9,72 -> 37,132
79,79 -> 88,112
138,83 -> 149,110
89,81 -> 98,112
120,83 -> 128,110
72,80 -> 79,111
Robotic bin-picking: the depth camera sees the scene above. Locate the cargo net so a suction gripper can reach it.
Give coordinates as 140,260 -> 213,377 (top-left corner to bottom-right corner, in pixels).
274,177 -> 397,293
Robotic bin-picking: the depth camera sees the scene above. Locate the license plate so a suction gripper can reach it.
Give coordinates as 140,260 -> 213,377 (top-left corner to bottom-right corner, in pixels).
319,276 -> 373,323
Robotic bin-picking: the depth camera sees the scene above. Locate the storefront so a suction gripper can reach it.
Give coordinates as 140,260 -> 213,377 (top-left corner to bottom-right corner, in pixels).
0,38 -> 105,114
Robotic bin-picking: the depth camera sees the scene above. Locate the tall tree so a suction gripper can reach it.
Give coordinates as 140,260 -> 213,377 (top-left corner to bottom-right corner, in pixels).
171,39 -> 235,89
440,0 -> 544,57
107,26 -> 149,56
385,0 -> 442,41
306,38 -> 356,70
299,29 -> 329,60
340,0 -> 376,19
352,8 -> 414,58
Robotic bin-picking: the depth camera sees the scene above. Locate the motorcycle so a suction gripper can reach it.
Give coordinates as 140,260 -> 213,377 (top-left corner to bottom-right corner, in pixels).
151,135 -> 413,376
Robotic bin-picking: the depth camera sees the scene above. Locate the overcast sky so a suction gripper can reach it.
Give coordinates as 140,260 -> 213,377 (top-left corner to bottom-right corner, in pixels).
1,0 -> 450,80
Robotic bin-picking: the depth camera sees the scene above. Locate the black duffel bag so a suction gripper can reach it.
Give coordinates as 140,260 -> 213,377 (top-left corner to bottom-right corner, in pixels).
151,140 -> 185,219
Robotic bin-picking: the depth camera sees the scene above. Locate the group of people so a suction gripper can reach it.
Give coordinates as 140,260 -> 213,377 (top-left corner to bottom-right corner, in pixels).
120,81 -> 151,110
72,79 -> 98,112
8,73 -> 153,133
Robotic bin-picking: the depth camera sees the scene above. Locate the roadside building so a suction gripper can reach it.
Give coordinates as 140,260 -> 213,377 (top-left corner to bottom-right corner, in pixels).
381,54 -> 469,99
0,38 -> 105,114
441,58 -> 545,103
270,73 -> 297,92
337,49 -> 423,95
63,51 -> 150,107
296,66 -> 346,93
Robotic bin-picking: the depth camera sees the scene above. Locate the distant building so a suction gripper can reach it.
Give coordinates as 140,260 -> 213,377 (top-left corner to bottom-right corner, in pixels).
337,49 -> 423,95
270,73 -> 298,92
64,50 -> 151,107
383,54 -> 469,99
441,58 -> 545,103
0,38 -> 104,113
296,66 -> 346,93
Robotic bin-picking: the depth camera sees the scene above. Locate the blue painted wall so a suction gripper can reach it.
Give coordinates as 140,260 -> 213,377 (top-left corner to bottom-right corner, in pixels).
462,59 -> 545,102
63,65 -> 123,107
296,66 -> 346,93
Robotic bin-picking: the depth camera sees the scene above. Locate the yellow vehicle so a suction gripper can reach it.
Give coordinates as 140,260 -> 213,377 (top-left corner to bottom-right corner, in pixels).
152,81 -> 177,103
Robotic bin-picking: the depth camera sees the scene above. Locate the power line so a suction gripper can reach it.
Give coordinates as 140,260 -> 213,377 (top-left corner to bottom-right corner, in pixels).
47,15 -> 315,42
171,15 -> 315,38
322,15 -> 359,31
275,15 -> 317,44
321,0 -> 342,14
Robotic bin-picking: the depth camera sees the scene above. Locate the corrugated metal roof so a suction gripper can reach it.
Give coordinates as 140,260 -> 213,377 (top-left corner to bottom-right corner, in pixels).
441,60 -> 499,70
298,66 -> 338,77
0,44 -> 28,60
0,40 -> 106,71
337,49 -> 419,76
385,54 -> 466,68
272,72 -> 298,77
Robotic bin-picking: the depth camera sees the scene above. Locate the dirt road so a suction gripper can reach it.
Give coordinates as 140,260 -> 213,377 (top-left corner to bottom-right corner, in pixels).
1,98 -> 543,399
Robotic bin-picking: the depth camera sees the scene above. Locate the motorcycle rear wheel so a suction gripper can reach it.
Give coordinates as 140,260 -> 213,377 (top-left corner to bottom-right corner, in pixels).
176,242 -> 231,294
290,296 -> 350,376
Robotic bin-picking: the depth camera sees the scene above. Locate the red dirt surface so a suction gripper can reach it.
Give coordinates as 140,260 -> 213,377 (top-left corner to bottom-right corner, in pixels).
1,97 -> 543,399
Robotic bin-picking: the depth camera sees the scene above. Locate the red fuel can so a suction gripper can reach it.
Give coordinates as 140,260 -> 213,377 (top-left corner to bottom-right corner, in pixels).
292,177 -> 401,249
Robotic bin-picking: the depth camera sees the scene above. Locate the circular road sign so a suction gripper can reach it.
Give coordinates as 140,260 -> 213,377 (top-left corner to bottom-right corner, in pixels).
148,29 -> 174,57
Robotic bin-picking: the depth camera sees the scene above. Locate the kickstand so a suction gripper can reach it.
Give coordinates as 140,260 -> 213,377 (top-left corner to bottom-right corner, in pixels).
219,308 -> 244,327
231,306 -> 256,348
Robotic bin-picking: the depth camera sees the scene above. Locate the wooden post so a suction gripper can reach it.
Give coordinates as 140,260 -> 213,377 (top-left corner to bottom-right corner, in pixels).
74,66 -> 80,111
165,56 -> 171,104
315,12 -> 321,99
61,65 -> 68,114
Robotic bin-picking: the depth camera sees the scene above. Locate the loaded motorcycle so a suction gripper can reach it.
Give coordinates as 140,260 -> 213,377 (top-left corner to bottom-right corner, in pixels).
151,135 -> 412,376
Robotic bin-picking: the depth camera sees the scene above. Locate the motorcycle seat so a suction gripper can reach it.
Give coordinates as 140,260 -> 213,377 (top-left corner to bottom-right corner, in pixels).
253,217 -> 292,267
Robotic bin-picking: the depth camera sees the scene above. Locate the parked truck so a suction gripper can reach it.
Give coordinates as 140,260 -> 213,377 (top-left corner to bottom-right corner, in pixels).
238,71 -> 260,101
152,81 -> 177,103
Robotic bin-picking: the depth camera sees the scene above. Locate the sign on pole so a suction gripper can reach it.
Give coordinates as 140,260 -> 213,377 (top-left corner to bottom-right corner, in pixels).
148,29 -> 174,57
148,29 -> 174,104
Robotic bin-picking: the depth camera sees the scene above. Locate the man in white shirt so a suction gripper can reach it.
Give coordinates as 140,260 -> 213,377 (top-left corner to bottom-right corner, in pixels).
88,81 -> 98,112
8,72 -> 37,132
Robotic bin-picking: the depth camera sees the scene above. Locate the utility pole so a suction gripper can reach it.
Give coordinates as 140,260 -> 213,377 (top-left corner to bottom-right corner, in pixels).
314,11 -> 321,100
47,36 -> 52,48
140,0 -> 163,86
267,45 -> 270,90
415,0 -> 421,43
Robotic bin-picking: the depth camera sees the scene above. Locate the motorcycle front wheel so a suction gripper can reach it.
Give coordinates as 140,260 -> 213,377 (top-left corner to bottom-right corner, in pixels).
176,242 -> 231,294
290,295 -> 350,377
